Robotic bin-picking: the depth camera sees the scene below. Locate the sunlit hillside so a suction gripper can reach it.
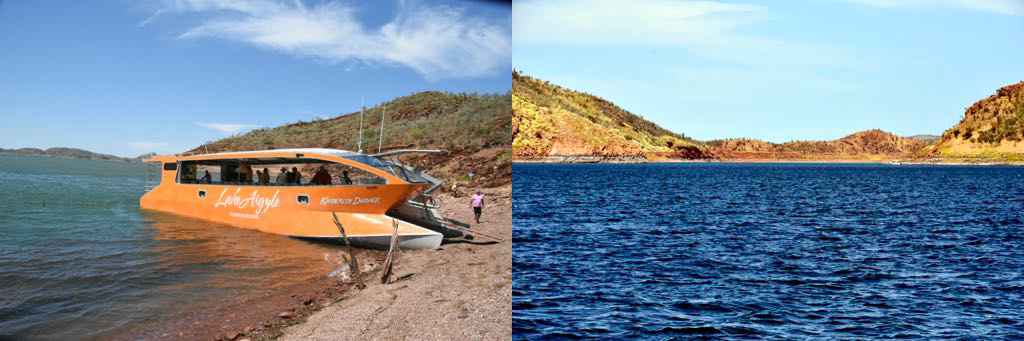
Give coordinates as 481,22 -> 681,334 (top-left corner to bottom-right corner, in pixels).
513,71 -> 710,160
707,130 -> 928,160
926,82 -> 1024,160
191,91 -> 512,187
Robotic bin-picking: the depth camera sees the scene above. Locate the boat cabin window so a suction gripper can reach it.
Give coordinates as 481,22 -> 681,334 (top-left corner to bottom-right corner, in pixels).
343,155 -> 432,184
176,157 -> 386,186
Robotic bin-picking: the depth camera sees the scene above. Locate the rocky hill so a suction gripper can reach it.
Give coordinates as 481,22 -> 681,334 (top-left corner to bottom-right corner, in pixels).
704,139 -> 802,159
190,91 -> 512,187
907,135 -> 940,144
924,81 -> 1024,160
0,147 -> 139,161
513,71 -> 710,161
708,130 -> 928,160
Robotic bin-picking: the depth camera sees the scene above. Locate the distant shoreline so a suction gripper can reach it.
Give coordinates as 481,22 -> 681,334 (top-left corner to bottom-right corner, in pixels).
0,148 -> 151,162
0,152 -> 137,162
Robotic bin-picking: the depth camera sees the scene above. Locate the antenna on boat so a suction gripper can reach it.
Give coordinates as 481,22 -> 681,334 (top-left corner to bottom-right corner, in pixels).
358,97 -> 365,153
378,103 -> 386,153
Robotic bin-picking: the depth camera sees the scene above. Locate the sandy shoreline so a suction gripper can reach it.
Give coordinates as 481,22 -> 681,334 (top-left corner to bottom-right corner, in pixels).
278,187 -> 512,340
119,187 -> 511,341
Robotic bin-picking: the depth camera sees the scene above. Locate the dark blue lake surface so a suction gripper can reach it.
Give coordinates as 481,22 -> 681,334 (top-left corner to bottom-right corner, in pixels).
513,163 -> 1024,339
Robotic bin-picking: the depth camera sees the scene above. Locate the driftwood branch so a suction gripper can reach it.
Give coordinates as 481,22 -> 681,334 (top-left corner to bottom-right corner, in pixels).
381,218 -> 401,284
332,212 -> 365,289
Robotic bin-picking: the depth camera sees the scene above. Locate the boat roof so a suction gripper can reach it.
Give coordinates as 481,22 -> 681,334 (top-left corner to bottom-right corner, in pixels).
145,148 -> 357,162
143,148 -> 445,184
145,148 -> 446,163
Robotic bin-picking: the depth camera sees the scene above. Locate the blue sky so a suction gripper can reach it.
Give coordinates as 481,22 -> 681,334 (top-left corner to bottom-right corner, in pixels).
513,0 -> 1024,142
0,0 -> 510,157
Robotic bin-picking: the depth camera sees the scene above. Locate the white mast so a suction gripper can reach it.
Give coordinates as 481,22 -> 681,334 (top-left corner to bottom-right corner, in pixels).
378,104 -> 386,153
358,97 -> 365,153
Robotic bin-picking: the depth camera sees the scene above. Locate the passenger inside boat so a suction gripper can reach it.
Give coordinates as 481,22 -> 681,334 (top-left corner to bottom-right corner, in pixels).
240,163 -> 253,183
311,166 -> 332,185
174,155 -> 414,187
340,170 -> 353,185
290,167 -> 302,185
259,167 -> 270,184
276,167 -> 288,184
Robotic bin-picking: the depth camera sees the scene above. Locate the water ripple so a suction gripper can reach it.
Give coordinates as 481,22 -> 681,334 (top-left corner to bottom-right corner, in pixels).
513,163 -> 1024,340
0,155 -> 345,340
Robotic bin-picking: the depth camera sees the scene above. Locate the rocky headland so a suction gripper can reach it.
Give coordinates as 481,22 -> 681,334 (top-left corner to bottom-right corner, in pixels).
923,81 -> 1024,161
512,71 -> 712,162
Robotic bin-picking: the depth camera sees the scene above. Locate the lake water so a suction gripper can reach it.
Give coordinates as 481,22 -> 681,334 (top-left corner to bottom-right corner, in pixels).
0,154 -> 345,339
513,163 -> 1024,339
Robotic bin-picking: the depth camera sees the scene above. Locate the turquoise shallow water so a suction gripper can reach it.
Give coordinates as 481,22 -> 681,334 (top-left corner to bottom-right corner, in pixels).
0,154 -> 343,339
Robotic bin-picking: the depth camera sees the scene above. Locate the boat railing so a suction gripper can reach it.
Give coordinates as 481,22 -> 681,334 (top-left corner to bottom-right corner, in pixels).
413,193 -> 503,243
144,161 -> 160,192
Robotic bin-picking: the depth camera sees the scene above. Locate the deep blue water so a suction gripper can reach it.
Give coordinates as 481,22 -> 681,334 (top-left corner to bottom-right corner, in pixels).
513,163 -> 1024,339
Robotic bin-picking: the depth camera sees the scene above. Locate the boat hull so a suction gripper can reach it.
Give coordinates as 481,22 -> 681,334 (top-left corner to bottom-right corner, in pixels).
140,183 -> 442,250
390,199 -> 470,238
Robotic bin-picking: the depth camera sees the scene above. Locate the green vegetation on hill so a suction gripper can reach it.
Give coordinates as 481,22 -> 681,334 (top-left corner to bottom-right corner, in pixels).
199,92 -> 509,153
930,81 -> 1024,159
943,83 -> 1024,144
192,91 -> 512,186
513,71 -> 708,159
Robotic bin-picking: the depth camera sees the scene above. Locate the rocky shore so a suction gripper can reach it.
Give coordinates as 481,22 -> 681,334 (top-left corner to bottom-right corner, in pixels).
514,155 -> 652,163
277,187 -> 512,340
116,187 -> 512,341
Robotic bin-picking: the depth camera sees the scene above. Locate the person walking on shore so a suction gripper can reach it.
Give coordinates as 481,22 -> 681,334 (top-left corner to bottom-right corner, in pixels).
471,190 -> 484,224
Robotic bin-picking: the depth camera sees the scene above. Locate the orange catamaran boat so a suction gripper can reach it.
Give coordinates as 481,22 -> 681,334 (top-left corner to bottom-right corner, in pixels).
140,148 -> 460,250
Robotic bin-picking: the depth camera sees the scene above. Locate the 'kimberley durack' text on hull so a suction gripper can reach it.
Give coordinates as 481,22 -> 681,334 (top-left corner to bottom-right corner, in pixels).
140,148 -> 449,250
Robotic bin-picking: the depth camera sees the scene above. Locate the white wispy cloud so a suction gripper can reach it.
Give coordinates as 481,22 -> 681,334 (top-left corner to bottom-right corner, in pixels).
197,121 -> 256,134
150,0 -> 510,79
129,141 -> 172,151
137,8 -> 165,27
836,0 -> 1024,16
514,0 -> 763,46
513,0 -> 861,69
